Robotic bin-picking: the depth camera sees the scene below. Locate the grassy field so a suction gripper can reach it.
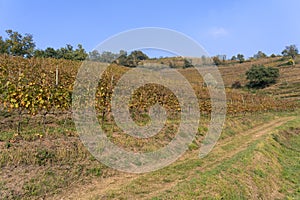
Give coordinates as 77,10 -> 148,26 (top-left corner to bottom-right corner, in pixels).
0,55 -> 299,199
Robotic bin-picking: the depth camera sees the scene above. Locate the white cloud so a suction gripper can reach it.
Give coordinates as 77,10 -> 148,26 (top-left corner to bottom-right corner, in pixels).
209,27 -> 229,38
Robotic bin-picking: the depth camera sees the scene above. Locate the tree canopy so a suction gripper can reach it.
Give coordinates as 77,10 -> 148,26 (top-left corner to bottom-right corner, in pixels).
253,51 -> 267,59
282,45 -> 298,59
34,44 -> 88,61
1,30 -> 35,58
237,54 -> 245,63
0,29 -> 88,60
114,50 -> 149,67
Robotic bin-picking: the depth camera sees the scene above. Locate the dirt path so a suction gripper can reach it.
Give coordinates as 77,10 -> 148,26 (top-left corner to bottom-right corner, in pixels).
142,116 -> 295,199
197,116 -> 295,171
50,116 -> 295,200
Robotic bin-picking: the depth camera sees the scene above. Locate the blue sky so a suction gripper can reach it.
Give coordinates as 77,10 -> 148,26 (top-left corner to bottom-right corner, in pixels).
1,0 -> 300,58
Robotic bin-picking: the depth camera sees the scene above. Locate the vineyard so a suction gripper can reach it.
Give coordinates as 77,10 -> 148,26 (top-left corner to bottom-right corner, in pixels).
0,54 -> 299,199
0,55 -> 297,124
0,54 -> 298,151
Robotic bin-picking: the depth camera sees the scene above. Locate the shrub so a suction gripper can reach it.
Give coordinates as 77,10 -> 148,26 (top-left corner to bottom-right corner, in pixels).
246,65 -> 279,88
212,56 -> 222,66
183,58 -> 193,68
286,59 -> 295,66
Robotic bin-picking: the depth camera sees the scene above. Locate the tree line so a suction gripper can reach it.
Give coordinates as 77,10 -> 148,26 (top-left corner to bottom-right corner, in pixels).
0,29 -> 151,64
213,45 -> 298,66
0,29 -> 298,65
0,30 -> 88,60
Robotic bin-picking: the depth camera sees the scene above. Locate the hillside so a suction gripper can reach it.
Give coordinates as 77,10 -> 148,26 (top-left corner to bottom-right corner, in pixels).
0,55 -> 299,199
52,114 -> 300,199
217,56 -> 300,100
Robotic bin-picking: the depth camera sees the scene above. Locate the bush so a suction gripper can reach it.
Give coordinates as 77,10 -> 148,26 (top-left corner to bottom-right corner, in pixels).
183,58 -> 193,68
287,59 -> 295,66
246,65 -> 279,88
212,56 -> 222,66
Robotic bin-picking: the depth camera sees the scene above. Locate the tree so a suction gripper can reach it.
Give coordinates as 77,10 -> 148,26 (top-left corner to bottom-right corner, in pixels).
34,45 -> 87,60
99,51 -> 118,62
246,65 -> 279,88
73,44 -> 88,61
231,55 -> 237,61
237,54 -> 245,63
0,29 -> 90,60
253,51 -> 267,59
119,50 -> 127,56
0,36 -> 8,54
58,44 -> 74,60
218,54 -> 226,61
33,49 -> 45,57
115,54 -> 128,66
282,45 -> 298,59
89,50 -> 127,62
89,50 -> 101,61
212,56 -> 222,66
114,50 -> 149,67
183,58 -> 193,68
5,30 -> 36,57
44,47 -> 59,58
129,50 -> 149,61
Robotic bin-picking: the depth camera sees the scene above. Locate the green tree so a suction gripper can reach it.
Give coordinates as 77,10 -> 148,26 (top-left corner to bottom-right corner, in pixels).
0,36 -> 8,54
59,44 -> 74,60
253,51 -> 267,59
114,50 -> 149,67
212,56 -> 222,66
34,47 -> 59,59
99,51 -> 118,62
119,50 -> 127,56
73,44 -> 88,61
33,49 -> 45,57
282,44 -> 298,59
45,47 -> 58,58
5,30 -> 36,57
129,50 -> 149,61
231,55 -> 237,61
89,50 -> 126,62
246,65 -> 279,88
115,54 -> 128,66
89,50 -> 101,61
183,58 -> 193,68
237,54 -> 245,63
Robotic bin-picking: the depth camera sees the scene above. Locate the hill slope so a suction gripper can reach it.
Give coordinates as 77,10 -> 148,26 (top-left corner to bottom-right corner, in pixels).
0,55 -> 299,199
51,114 -> 300,199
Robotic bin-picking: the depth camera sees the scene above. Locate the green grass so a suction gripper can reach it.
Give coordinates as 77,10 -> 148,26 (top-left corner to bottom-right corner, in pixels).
97,112 -> 300,199
156,116 -> 300,199
1,109 -> 299,199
